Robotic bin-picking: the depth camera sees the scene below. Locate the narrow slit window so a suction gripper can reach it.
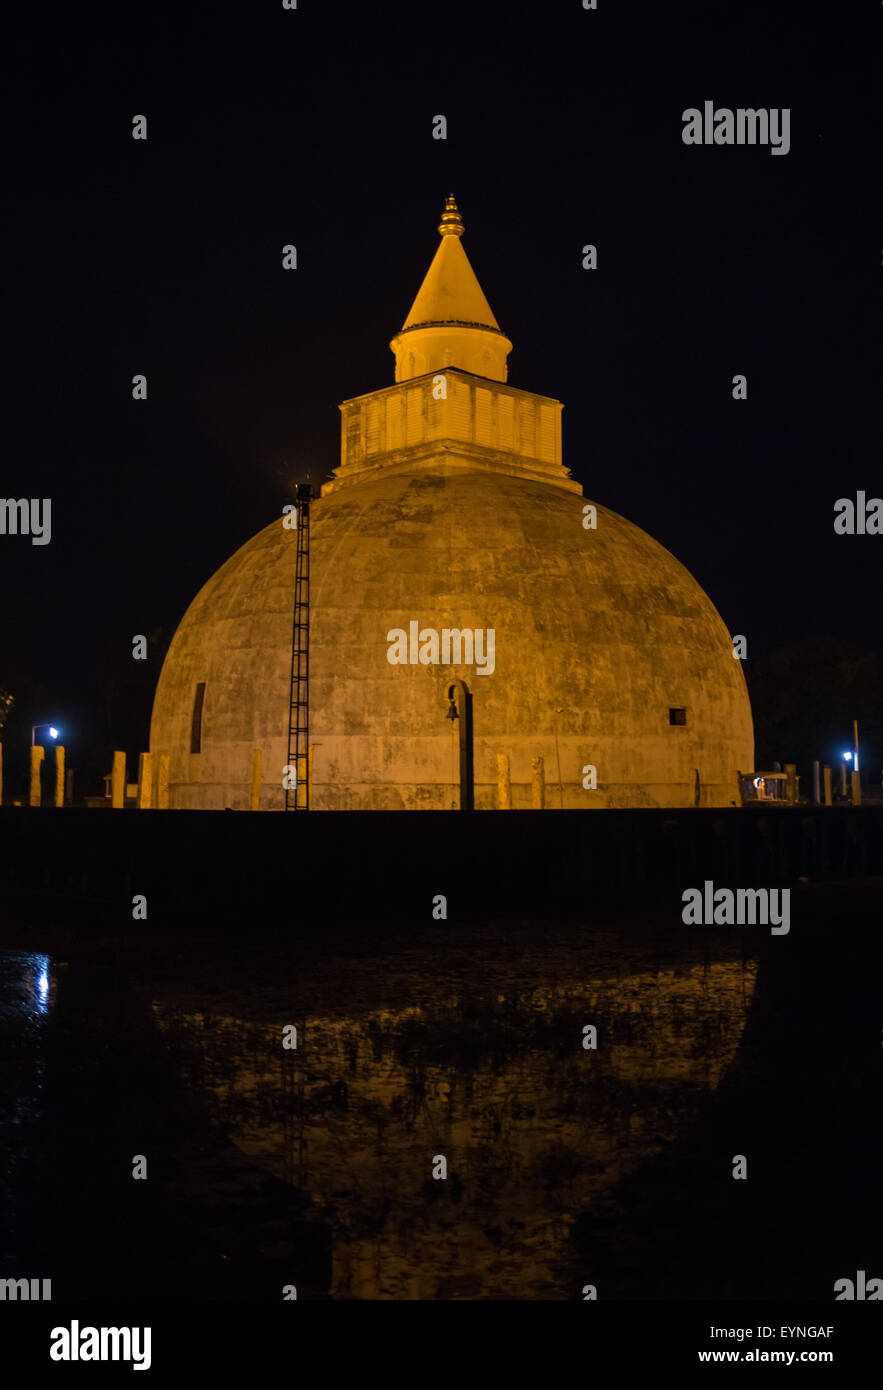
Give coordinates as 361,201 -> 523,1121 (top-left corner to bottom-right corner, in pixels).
669,707 -> 687,726
191,682 -> 206,753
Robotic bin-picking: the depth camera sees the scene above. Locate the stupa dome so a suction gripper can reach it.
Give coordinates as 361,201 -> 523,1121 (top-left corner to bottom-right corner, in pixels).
149,198 -> 752,809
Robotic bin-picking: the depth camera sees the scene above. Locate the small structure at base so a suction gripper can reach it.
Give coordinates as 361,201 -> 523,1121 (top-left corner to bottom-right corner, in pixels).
738,770 -> 796,805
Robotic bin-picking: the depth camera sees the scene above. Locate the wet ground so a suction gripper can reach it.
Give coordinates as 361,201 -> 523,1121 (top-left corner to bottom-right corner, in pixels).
1,880 -> 880,1299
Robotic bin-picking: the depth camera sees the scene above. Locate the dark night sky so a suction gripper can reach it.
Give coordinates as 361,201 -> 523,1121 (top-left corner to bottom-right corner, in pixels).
2,0 -> 881,789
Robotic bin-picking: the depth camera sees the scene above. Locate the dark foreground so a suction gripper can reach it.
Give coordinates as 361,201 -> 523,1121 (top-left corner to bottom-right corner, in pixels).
1,877 -> 880,1300
1,804 -> 881,929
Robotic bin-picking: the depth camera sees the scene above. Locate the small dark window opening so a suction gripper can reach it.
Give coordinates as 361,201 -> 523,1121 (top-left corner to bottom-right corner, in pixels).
669,707 -> 687,726
191,682 -> 206,753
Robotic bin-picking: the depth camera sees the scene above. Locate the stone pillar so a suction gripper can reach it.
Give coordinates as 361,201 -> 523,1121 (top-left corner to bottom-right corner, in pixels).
531,755 -> 545,809
111,751 -> 126,808
157,754 -> 170,809
54,745 -> 65,807
29,745 -> 44,806
812,760 -> 820,805
785,763 -> 797,804
822,766 -> 832,807
137,752 -> 152,809
496,752 -> 511,809
250,749 -> 262,810
851,769 -> 862,806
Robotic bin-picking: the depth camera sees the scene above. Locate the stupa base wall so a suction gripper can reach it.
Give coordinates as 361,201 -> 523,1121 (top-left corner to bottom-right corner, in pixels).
164,779 -> 744,812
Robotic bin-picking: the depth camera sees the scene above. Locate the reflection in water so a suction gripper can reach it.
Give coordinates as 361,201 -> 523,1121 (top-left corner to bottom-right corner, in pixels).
0,952 -> 55,1022
150,948 -> 757,1299
0,950 -> 55,1132
0,952 -> 55,1271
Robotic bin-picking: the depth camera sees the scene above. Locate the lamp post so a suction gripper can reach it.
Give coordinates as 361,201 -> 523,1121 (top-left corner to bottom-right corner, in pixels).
852,719 -> 861,805
31,724 -> 59,747
446,681 -> 474,810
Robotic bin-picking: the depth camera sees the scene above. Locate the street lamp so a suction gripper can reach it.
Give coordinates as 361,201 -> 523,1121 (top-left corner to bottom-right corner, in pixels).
31,724 -> 59,747
839,751 -> 852,799
445,681 -> 473,811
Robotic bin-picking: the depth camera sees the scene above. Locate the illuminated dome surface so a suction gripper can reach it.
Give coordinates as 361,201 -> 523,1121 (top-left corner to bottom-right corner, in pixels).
150,466 -> 752,809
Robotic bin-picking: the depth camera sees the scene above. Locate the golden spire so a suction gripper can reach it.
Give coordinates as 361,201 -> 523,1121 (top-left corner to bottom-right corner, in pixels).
437,193 -> 464,238
390,195 -> 512,384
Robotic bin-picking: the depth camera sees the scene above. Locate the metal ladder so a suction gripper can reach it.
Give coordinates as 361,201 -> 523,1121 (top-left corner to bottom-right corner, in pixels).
285,482 -> 311,810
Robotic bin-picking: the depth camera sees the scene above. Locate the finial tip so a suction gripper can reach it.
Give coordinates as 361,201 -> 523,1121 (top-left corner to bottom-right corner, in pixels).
438,194 -> 464,238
